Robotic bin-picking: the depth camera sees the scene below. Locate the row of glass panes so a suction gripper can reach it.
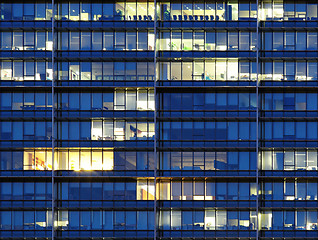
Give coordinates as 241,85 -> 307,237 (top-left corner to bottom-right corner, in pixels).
262,150 -> 318,171
1,60 -> 317,82
162,210 -> 318,231
1,91 -> 148,111
163,121 -> 318,141
3,91 -> 318,112
57,62 -> 154,81
0,182 -> 51,200
3,149 -> 318,172
3,31 -> 318,53
0,120 -> 154,141
262,93 -> 318,111
159,31 -> 256,51
0,92 -> 52,111
160,31 -> 318,51
262,122 -> 318,140
2,179 -> 318,202
161,121 -> 256,141
2,30 -> 318,52
57,2 -> 154,21
0,61 -> 52,81
160,151 -> 256,171
263,32 -> 318,51
0,150 -> 154,171
161,92 -> 256,110
58,181 -> 154,200
0,30 -> 257,52
160,210 -> 257,231
90,120 -> 154,141
0,181 -> 152,201
0,121 -> 52,141
159,60 -> 256,81
161,150 -> 318,171
0,150 -> 257,172
0,211 -> 52,230
0,91 -> 258,112
0,2 -> 255,22
1,209 -> 317,231
57,210 -> 155,230
58,90 -> 154,111
2,121 -> 318,142
55,150 -> 153,171
0,210 -> 154,231
160,60 -> 318,81
24,149 -> 113,171
56,1 -> 248,22
261,210 -> 318,231
0,3 -> 52,21
260,0 -> 317,21
2,1 -> 318,22
0,32 -> 52,51
262,180 -> 318,201
0,61 -> 154,81
261,61 -> 318,81
0,2 -> 153,22
58,31 -> 154,51
159,180 -> 256,200
162,1 -> 317,21
161,179 -> 318,201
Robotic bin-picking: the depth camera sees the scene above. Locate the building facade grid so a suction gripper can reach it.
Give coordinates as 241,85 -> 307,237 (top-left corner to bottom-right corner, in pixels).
1,0 -> 318,239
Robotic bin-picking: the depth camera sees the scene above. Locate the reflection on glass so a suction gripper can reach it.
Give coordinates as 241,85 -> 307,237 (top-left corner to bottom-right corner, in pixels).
22,148 -> 113,171
261,150 -> 318,171
159,210 -> 257,230
159,59 -> 258,81
91,120 -> 154,141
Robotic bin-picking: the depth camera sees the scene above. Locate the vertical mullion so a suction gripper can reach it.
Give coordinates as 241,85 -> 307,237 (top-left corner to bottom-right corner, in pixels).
51,0 -> 55,239
256,0 -> 260,238
153,0 -> 157,238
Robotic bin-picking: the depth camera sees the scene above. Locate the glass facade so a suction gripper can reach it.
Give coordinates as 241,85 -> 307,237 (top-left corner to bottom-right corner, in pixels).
1,0 -> 318,239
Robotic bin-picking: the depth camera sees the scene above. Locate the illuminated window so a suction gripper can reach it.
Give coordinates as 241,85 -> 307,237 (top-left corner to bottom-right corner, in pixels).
23,149 -> 51,170
22,148 -> 113,171
137,180 -> 155,200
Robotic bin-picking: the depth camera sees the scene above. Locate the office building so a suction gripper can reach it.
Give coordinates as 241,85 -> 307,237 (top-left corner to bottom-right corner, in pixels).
0,0 -> 318,239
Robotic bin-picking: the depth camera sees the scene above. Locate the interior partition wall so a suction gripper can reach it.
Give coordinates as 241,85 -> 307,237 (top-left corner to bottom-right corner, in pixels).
1,0 -> 318,239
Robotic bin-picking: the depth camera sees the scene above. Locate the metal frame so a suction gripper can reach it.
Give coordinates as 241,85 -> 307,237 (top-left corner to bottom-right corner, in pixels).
153,0 -> 158,239
51,0 -> 55,238
256,0 -> 260,238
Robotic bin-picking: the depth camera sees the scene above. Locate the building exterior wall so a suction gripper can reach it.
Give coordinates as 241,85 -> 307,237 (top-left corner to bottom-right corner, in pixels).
0,1 -> 318,239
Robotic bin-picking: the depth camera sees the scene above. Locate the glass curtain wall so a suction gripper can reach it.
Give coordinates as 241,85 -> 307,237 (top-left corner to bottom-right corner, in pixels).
1,0 -> 318,239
